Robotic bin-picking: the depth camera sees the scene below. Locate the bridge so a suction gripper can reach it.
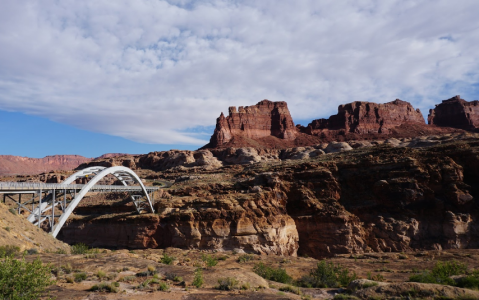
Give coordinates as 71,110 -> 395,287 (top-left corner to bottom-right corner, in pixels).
0,166 -> 160,237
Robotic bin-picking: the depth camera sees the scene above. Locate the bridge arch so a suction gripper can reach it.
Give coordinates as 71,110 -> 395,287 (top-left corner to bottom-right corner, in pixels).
51,166 -> 155,237
62,166 -> 107,184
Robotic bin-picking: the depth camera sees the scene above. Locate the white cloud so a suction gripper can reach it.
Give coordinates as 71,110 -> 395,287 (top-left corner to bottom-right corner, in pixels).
0,0 -> 478,144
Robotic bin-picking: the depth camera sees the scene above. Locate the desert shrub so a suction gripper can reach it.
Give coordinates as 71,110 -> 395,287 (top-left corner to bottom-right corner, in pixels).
89,282 -> 118,293
217,277 -> 238,290
165,273 -> 182,282
61,263 -> 73,274
0,245 -> 20,257
160,253 -> 175,265
279,285 -> 302,295
298,261 -> 357,288
202,254 -> 218,267
120,275 -> 136,282
456,270 -> 479,290
409,260 -> 467,286
192,267 -> 204,288
0,256 -> 54,300
333,295 -> 360,300
241,282 -> 250,290
158,282 -> 170,291
25,248 -> 38,255
96,270 -> 106,280
253,262 -> 292,284
361,281 -> 379,289
136,266 -> 157,277
71,243 -> 89,254
55,248 -> 68,254
366,272 -> 384,282
238,254 -> 254,263
74,272 -> 87,282
8,208 -> 17,215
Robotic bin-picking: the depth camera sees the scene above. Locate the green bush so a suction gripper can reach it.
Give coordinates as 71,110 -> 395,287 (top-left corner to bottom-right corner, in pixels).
160,253 -> 175,265
192,267 -> 204,288
299,261 -> 357,288
0,245 -> 20,257
158,282 -> 169,291
202,254 -> 218,267
253,262 -> 292,284
238,254 -> 254,263
55,248 -> 68,254
74,272 -> 87,282
71,243 -> 90,254
0,256 -> 54,300
165,273 -> 182,282
217,277 -> 238,290
409,260 -> 467,286
89,282 -> 118,293
279,285 -> 301,295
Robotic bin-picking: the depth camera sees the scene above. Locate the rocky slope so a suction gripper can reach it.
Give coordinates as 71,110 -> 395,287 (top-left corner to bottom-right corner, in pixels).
0,154 -> 92,176
428,95 -> 479,131
0,203 -> 70,253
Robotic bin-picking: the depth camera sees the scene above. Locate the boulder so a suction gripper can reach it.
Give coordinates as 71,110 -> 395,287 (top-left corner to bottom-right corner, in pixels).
324,142 -> 353,153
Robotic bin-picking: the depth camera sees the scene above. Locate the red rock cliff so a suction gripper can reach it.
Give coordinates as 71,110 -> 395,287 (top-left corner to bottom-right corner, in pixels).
428,95 -> 479,132
0,155 -> 92,176
208,100 -> 297,148
301,99 -> 425,138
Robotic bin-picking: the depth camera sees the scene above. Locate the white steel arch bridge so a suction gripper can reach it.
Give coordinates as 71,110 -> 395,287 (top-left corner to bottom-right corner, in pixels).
0,166 -> 161,237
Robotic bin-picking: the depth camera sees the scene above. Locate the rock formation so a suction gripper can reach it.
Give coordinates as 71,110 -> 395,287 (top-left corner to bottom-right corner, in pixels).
428,95 -> 479,132
59,189 -> 299,255
0,155 -> 92,176
207,100 -> 298,148
299,99 -> 426,139
60,137 -> 479,258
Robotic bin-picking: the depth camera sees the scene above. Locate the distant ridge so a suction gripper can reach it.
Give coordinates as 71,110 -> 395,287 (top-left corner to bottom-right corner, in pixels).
0,153 -> 135,176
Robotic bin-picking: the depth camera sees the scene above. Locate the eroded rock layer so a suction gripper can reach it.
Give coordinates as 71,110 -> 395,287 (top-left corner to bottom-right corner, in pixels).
59,190 -> 299,256
428,95 -> 479,131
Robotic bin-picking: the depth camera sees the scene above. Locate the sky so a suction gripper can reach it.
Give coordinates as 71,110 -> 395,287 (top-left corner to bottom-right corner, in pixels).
1,0 -> 479,158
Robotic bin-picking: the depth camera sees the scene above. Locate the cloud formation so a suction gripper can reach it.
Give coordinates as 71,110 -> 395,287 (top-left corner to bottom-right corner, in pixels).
1,0 -> 478,145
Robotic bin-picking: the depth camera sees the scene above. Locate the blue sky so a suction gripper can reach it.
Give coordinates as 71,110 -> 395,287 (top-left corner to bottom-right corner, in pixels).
1,0 -> 479,158
0,110 -> 199,158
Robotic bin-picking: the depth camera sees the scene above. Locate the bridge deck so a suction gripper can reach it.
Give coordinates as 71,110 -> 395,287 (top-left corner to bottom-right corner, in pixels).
0,182 -> 159,193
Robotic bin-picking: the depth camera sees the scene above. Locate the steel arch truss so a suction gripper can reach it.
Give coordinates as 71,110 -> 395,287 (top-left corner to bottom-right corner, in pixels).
25,166 -> 155,237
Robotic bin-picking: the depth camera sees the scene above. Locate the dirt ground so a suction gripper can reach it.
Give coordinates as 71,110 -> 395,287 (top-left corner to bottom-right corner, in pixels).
17,247 -> 479,300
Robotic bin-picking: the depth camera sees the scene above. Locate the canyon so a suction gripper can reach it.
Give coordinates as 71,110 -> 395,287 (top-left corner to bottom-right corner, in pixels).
55,132 -> 479,260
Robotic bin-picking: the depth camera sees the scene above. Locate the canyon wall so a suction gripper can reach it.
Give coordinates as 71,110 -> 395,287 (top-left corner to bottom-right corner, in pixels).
428,95 -> 479,132
61,139 -> 479,258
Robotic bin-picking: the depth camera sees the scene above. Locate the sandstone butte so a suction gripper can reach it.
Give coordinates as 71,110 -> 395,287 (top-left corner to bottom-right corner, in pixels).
206,99 -> 299,149
205,98 -> 463,150
428,95 -> 479,132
